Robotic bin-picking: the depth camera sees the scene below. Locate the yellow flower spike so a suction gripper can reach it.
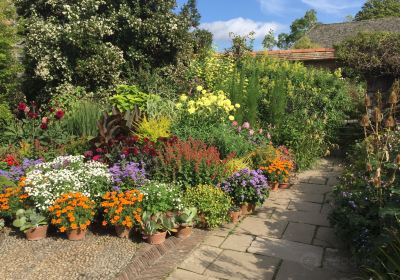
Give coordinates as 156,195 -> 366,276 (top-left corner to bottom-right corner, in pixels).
196,85 -> 203,92
179,95 -> 188,102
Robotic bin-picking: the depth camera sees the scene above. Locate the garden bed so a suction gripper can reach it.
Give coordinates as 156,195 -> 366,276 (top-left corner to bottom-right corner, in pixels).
0,226 -> 142,280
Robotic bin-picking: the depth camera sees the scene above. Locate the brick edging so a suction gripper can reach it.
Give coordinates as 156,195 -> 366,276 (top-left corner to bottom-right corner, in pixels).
115,229 -> 208,280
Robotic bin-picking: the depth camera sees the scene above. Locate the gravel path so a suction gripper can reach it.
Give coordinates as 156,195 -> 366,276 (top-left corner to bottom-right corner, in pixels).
0,227 -> 141,280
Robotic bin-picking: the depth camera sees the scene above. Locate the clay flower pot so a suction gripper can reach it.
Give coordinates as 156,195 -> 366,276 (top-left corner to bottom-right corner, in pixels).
25,225 -> 48,241
115,226 -> 131,238
270,182 -> 279,191
279,183 -> 290,189
175,226 -> 193,239
67,229 -> 87,241
143,231 -> 167,245
229,210 -> 241,223
240,203 -> 255,215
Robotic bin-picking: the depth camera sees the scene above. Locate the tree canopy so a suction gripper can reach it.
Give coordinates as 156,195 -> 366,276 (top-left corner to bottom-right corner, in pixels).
355,0 -> 400,21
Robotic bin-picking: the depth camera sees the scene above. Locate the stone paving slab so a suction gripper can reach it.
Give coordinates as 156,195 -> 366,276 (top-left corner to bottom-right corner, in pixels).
204,250 -> 280,280
272,209 -> 330,227
275,260 -> 351,280
293,183 -> 332,194
263,198 -> 291,209
313,227 -> 343,248
167,269 -> 218,280
282,222 -> 316,244
178,245 -> 222,274
236,217 -> 288,238
287,201 -> 322,212
248,237 -> 323,267
269,190 -> 325,203
203,235 -> 226,248
323,248 -> 356,273
220,234 -> 254,252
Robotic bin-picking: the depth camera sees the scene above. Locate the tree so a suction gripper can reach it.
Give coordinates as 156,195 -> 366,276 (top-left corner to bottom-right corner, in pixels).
262,29 -> 276,50
277,9 -> 318,49
0,0 -> 20,104
225,32 -> 255,63
292,36 -> 320,49
15,0 -> 199,101
192,29 -> 213,55
355,0 -> 400,21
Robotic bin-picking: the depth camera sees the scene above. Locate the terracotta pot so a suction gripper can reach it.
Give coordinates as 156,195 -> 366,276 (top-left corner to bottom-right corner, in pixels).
270,182 -> 279,191
67,229 -> 87,241
229,211 -> 241,223
25,225 -> 48,241
279,183 -> 290,189
240,203 -> 255,215
175,226 -> 193,239
143,231 -> 167,245
115,226 -> 131,238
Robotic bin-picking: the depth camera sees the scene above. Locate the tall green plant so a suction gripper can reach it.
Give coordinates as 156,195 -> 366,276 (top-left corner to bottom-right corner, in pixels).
63,101 -> 102,138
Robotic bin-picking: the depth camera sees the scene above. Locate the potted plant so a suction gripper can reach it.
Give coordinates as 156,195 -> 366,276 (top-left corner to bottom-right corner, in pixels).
141,211 -> 174,245
48,192 -> 95,241
221,169 -> 269,215
174,207 -> 197,239
261,158 -> 294,190
229,206 -> 241,223
101,190 -> 144,238
12,209 -> 48,241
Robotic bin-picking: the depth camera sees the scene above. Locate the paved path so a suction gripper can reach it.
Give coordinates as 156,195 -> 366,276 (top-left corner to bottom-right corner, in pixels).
166,158 -> 358,280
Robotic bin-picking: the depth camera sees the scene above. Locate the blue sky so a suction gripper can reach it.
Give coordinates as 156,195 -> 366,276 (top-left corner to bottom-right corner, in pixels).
177,0 -> 365,50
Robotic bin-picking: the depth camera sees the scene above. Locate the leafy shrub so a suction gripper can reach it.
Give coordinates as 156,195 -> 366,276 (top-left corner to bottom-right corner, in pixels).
109,85 -> 149,112
0,103 -> 13,135
155,138 -> 228,186
183,185 -> 231,228
137,116 -> 171,142
221,169 -> 269,206
140,181 -> 182,215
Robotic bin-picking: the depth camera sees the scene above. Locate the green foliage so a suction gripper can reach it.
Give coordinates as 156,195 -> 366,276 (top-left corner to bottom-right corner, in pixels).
355,0 -> 400,21
12,208 -> 47,233
183,185 -> 231,228
262,29 -> 276,51
109,85 -> 149,112
0,0 -> 21,103
292,36 -> 321,49
225,32 -> 255,63
277,9 -> 318,49
137,117 -> 171,142
62,101 -> 102,138
144,94 -> 178,121
0,102 -> 13,135
335,32 -> 400,77
175,207 -> 197,227
140,181 -> 182,215
141,211 -> 175,235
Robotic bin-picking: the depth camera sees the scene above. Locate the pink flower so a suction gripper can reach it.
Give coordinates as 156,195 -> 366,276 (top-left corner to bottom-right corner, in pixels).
267,133 -> 271,139
92,155 -> 102,161
42,117 -> 49,124
249,129 -> 255,136
258,129 -> 263,134
237,126 -> 242,132
242,122 -> 250,129
232,121 -> 238,127
24,106 -> 30,113
96,148 -> 104,153
84,150 -> 93,158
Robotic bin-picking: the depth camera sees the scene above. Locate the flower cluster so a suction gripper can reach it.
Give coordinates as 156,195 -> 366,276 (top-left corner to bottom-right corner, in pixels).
0,158 -> 43,183
49,192 -> 95,233
101,190 -> 144,228
176,86 -> 239,121
25,156 -> 111,211
17,101 -> 65,130
3,155 -> 19,166
232,121 -> 271,146
221,169 -> 269,205
0,180 -> 29,219
156,138 -> 228,186
260,158 -> 294,183
109,161 -> 147,192
140,181 -> 183,214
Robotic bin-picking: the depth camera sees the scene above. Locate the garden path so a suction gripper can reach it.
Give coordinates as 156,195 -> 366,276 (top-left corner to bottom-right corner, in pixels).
165,158 -> 359,280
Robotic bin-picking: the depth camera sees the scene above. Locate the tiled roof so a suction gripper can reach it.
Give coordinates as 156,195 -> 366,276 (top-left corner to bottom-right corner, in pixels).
251,48 -> 336,61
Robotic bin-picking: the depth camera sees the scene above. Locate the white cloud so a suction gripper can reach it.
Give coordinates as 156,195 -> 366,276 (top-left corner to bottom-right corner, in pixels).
257,0 -> 287,15
301,0 -> 363,13
199,17 -> 283,41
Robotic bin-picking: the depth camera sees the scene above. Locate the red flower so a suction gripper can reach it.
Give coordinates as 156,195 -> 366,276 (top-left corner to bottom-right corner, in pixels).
3,155 -> 19,166
132,147 -> 139,156
122,148 -> 130,156
96,148 -> 104,154
55,109 -> 65,119
18,102 -> 27,112
92,155 -> 102,161
28,112 -> 39,119
40,123 -> 48,130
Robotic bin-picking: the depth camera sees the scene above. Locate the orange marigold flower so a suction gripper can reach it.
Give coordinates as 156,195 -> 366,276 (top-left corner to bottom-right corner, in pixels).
60,226 -> 66,233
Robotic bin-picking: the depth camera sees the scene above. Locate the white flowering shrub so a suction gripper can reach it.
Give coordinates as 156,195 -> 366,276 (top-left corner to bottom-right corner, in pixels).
15,0 -> 199,99
25,155 -> 111,211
